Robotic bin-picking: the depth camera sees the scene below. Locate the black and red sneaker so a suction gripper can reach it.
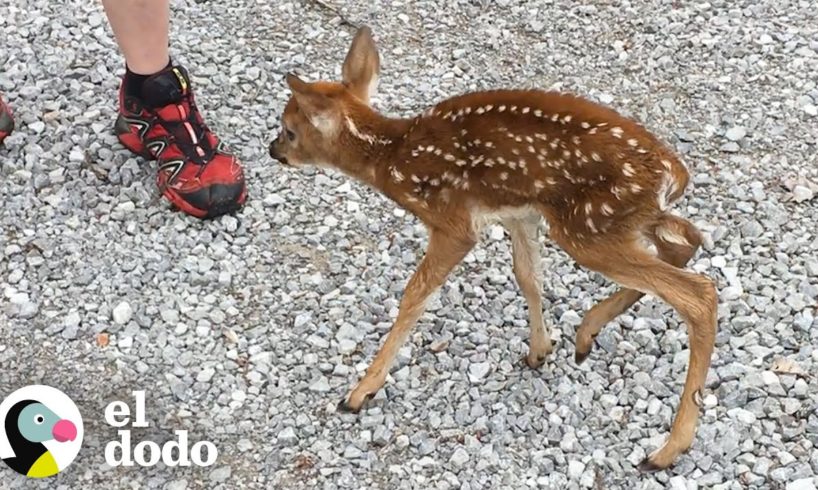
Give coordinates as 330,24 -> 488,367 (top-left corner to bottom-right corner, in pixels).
114,65 -> 247,218
0,95 -> 13,145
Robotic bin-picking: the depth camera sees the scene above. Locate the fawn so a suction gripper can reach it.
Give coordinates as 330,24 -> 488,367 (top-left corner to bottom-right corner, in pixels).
268,27 -> 718,471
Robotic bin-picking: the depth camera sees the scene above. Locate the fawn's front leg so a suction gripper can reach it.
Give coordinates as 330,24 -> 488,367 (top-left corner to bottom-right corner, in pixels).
338,229 -> 476,413
505,217 -> 553,368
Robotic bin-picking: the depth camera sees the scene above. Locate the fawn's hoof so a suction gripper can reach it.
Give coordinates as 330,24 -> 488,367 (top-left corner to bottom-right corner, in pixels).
574,348 -> 592,364
336,392 -> 376,414
524,353 -> 548,369
636,457 -> 664,473
336,398 -> 362,413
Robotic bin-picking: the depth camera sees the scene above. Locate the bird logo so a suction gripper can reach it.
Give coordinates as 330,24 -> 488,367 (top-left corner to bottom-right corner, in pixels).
0,385 -> 83,478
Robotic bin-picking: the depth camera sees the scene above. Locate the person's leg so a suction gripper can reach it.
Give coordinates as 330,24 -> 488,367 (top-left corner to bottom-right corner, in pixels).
102,0 -> 247,219
0,95 -> 13,145
101,0 -> 170,75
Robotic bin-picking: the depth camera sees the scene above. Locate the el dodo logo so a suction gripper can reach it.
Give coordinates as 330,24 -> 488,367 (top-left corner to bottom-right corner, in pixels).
0,385 -> 83,478
104,391 -> 218,468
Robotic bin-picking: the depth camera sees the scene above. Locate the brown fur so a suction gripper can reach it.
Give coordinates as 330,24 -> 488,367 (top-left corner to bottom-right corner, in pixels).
269,26 -> 718,472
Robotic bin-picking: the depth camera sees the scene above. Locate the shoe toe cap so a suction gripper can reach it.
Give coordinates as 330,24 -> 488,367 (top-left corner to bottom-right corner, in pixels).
181,181 -> 247,218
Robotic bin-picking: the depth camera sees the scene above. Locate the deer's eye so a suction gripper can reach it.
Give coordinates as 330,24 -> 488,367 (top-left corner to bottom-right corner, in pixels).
286,129 -> 296,141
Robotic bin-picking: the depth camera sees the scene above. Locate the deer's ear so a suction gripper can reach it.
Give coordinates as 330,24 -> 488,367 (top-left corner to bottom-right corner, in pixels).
286,73 -> 312,94
341,26 -> 380,104
286,73 -> 341,136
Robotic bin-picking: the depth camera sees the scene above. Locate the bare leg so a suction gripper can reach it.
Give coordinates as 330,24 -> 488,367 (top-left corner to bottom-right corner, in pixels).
574,215 -> 703,363
505,218 -> 552,368
338,230 -> 476,412
102,0 -> 170,74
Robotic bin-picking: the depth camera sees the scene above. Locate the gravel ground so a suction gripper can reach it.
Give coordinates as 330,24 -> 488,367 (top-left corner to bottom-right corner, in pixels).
1,0 -> 817,488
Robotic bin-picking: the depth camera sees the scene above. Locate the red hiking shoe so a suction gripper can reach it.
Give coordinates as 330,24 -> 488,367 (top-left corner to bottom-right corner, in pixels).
114,65 -> 247,218
0,95 -> 13,145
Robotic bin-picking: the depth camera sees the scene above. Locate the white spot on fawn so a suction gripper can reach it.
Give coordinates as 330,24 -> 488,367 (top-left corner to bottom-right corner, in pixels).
610,127 -> 624,138
500,172 -> 509,181
498,105 -> 507,112
345,116 -> 392,145
522,107 -> 530,114
627,138 -> 638,147
657,171 -> 679,210
586,218 -> 598,233
426,145 -> 435,152
623,162 -> 636,177
656,227 -> 691,247
591,152 -> 602,162
581,122 -> 591,129
601,203 -> 614,216
391,167 -> 405,182
534,109 -> 543,117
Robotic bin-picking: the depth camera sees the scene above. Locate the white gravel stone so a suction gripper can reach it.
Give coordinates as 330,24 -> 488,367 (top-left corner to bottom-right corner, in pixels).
724,126 -> 747,141
792,185 -> 814,203
112,301 -> 133,325
450,448 -> 470,468
310,377 -> 331,393
787,479 -> 817,490
567,460 -> 585,479
468,362 -> 491,383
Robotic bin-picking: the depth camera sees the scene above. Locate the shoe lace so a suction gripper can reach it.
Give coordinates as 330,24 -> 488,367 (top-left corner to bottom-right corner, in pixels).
151,95 -> 215,170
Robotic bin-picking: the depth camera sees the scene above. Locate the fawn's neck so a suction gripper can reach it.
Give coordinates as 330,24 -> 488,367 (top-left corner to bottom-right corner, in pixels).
335,105 -> 414,185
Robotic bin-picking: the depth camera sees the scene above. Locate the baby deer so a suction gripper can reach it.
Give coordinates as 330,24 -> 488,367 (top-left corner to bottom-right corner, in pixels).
269,27 -> 718,472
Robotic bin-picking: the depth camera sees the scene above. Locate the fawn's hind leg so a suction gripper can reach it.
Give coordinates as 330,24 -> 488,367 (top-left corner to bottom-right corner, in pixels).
574,215 -> 703,363
504,217 -> 553,368
554,229 -> 717,471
